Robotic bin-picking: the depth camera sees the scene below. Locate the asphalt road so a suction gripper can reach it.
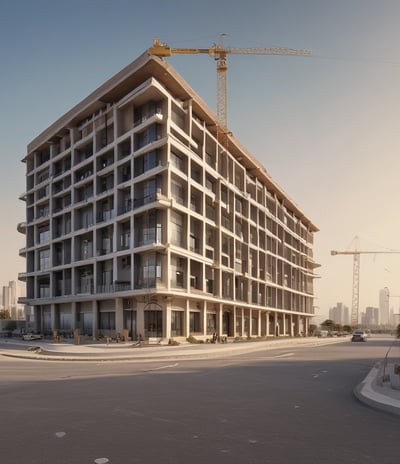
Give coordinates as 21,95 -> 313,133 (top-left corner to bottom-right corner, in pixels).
1,336 -> 399,464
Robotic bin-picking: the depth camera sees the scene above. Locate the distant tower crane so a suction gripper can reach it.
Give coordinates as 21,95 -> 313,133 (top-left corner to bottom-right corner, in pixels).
148,35 -> 311,129
331,237 -> 400,326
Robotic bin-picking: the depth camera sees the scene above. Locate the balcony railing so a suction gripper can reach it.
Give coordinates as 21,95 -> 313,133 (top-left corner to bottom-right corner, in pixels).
96,281 -> 131,293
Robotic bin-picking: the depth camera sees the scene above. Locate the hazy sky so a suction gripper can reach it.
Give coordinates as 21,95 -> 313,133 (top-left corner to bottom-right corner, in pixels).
2,0 -> 400,321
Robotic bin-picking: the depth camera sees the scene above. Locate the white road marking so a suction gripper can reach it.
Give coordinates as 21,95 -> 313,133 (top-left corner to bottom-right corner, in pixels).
273,352 -> 294,358
141,363 -> 178,372
55,432 -> 66,438
94,458 -> 109,464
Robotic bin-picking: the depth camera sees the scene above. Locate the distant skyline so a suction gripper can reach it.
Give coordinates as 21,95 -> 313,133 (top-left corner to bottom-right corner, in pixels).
2,0 -> 400,320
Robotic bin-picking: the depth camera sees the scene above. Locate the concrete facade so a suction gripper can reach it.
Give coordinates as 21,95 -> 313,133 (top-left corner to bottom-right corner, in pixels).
18,52 -> 319,342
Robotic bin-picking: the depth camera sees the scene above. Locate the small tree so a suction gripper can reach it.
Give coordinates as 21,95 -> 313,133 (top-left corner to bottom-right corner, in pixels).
321,319 -> 335,331
309,324 -> 317,335
0,310 -> 11,320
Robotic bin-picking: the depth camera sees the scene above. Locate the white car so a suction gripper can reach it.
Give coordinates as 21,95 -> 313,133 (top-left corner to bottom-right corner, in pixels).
351,330 -> 368,342
22,333 -> 42,341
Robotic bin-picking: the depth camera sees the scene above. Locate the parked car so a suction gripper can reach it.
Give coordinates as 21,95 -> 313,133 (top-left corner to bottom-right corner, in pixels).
351,329 -> 368,342
22,333 -> 42,341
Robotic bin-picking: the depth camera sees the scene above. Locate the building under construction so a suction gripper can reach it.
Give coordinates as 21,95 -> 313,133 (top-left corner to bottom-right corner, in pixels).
18,51 -> 319,341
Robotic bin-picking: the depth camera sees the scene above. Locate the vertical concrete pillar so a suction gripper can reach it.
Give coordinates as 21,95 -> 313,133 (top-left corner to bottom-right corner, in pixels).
248,309 -> 252,338
51,304 -> 57,332
217,303 -> 223,335
203,301 -> 208,336
274,311 -> 278,336
232,306 -> 237,337
265,311 -> 270,337
92,300 -> 98,340
257,310 -> 261,337
71,302 -> 77,331
137,302 -> 145,340
115,298 -> 123,334
184,300 -> 190,338
164,298 -> 172,340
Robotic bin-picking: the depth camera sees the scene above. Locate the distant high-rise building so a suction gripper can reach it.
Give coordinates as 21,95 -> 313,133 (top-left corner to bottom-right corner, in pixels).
2,281 -> 23,319
379,287 -> 390,326
329,302 -> 349,325
364,306 -> 379,326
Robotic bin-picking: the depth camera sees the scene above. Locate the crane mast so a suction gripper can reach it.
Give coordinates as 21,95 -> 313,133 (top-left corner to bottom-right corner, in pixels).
148,36 -> 311,128
331,242 -> 400,326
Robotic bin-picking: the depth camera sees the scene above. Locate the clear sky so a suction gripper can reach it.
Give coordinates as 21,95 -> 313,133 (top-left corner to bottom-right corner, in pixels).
2,0 -> 400,322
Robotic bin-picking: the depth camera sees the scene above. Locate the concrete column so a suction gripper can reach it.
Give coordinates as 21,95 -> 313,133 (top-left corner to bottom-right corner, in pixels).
283,315 -> 286,336
92,300 -> 98,340
115,298 -> 123,334
51,304 -> 57,332
290,313 -> 294,336
71,302 -> 77,331
164,298 -> 172,340
274,311 -> 278,336
266,311 -> 270,337
248,309 -> 252,337
241,308 -> 244,337
304,317 -> 309,336
184,300 -> 190,338
203,301 -> 208,336
137,302 -> 145,340
217,303 -> 223,335
257,310 -> 261,337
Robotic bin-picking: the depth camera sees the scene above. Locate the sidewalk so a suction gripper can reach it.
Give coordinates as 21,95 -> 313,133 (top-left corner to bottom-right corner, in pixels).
1,335 -> 400,416
353,359 -> 400,416
0,335 -> 344,362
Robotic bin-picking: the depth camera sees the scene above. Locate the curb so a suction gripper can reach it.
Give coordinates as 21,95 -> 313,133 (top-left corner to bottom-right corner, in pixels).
353,362 -> 400,417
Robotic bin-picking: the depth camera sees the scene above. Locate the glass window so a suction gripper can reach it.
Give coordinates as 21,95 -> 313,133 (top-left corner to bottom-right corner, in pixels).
171,311 -> 184,336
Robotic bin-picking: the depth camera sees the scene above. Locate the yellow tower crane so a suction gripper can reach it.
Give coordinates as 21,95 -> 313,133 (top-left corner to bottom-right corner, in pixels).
148,35 -> 312,129
331,237 -> 400,326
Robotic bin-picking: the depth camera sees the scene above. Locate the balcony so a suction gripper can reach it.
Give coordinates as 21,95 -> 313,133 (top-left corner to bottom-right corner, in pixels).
96,281 -> 131,294
96,210 -> 115,224
76,281 -> 94,295
17,222 -> 26,234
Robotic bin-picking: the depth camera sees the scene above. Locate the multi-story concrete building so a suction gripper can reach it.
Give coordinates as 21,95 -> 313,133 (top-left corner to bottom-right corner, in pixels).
18,52 -> 319,341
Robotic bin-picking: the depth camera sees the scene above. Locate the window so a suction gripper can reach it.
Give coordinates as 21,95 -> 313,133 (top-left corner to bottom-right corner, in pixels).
171,311 -> 184,336
190,312 -> 201,333
134,150 -> 159,176
99,312 -> 116,330
171,180 -> 185,205
171,151 -> 184,172
142,253 -> 161,288
39,248 -> 50,270
170,211 -> 184,247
